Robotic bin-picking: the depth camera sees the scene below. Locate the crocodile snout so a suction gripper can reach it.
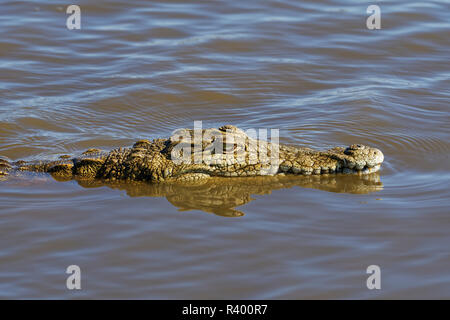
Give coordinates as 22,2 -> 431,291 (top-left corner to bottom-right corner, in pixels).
341,145 -> 384,174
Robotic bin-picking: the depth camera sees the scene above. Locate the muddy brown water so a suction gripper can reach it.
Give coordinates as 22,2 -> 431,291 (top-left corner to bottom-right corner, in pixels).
0,0 -> 449,299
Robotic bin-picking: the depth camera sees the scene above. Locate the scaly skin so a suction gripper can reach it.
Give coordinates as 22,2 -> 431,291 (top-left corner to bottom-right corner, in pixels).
0,125 -> 384,182
75,174 -> 383,217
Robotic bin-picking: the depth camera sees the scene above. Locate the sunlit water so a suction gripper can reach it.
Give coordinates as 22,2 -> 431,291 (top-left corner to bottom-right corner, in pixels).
0,0 -> 449,299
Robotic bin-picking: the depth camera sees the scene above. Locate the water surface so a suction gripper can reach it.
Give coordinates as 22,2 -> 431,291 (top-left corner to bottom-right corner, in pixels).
0,0 -> 449,299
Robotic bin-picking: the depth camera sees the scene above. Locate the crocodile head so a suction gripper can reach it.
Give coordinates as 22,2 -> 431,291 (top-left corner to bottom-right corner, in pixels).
325,144 -> 384,175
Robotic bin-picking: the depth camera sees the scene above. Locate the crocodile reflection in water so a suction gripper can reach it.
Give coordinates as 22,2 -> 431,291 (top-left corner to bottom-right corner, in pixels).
73,173 -> 383,217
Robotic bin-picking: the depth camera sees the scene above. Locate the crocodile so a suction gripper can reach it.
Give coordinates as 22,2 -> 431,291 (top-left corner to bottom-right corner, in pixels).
0,125 -> 384,182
